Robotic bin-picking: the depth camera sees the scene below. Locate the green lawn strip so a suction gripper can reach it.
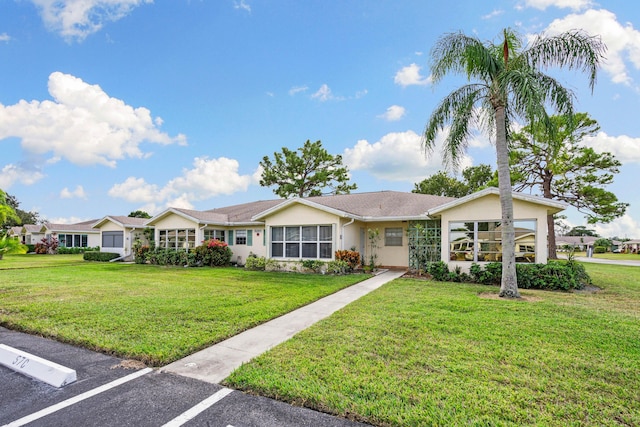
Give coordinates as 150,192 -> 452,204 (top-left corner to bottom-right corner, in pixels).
225,265 -> 640,426
0,262 -> 368,365
0,254 -> 85,269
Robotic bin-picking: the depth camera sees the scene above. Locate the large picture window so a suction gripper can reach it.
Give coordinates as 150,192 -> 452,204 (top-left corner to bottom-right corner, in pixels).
102,231 -> 124,248
449,220 -> 537,263
60,233 -> 89,248
158,229 -> 196,250
271,225 -> 332,259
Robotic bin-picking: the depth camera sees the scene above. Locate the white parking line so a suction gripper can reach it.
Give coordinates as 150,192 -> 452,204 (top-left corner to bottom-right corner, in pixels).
161,388 -> 234,427
3,367 -> 153,427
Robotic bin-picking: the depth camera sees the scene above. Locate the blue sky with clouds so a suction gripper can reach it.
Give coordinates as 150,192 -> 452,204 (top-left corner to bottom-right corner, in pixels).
1,0 -> 639,237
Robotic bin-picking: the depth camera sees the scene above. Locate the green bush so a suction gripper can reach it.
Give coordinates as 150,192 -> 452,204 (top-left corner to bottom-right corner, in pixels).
326,259 -> 349,275
58,246 -> 99,254
245,256 -> 267,271
302,259 -> 324,273
194,239 -> 232,267
426,261 -> 450,281
26,244 -> 36,253
594,246 -> 607,254
83,251 -> 120,262
466,261 -> 589,291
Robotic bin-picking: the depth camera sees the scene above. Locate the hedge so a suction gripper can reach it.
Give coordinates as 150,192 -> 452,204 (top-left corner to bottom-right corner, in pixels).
83,251 -> 120,262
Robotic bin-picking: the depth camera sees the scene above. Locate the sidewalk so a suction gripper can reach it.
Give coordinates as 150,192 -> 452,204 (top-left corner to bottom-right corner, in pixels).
161,269 -> 406,384
558,255 -> 640,267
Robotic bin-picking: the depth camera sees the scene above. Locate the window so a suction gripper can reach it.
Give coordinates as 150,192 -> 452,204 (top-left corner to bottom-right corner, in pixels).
102,231 -> 124,248
236,230 -> 247,245
448,220 -> 536,263
60,233 -> 89,247
385,228 -> 403,246
271,225 -> 332,259
204,229 -> 225,242
157,229 -> 196,250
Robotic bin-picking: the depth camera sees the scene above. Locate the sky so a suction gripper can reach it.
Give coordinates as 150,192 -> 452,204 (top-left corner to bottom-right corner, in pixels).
1,0 -> 639,238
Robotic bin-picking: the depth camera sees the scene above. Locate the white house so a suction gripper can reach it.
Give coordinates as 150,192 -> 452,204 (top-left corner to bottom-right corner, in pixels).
92,216 -> 152,258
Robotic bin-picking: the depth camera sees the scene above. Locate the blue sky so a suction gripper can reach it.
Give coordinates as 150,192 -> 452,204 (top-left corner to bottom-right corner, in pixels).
1,0 -> 639,238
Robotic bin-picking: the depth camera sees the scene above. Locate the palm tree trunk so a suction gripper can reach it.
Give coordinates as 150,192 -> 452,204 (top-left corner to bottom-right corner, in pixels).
495,105 -> 520,298
543,173 -> 558,259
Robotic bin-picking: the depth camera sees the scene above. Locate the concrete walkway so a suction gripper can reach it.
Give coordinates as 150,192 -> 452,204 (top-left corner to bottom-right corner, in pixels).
558,255 -> 640,267
161,269 -> 406,384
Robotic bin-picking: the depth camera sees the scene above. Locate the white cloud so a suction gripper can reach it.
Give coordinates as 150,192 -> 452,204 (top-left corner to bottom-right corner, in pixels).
542,9 -> 640,87
594,214 -> 640,239
343,130 -> 474,182
523,0 -> 593,11
582,132 -> 640,164
0,72 -> 186,169
234,0 -> 251,13
109,156 -> 257,209
0,33 -> 11,42
482,9 -> 504,19
60,185 -> 87,199
29,0 -> 152,42
47,216 -> 93,224
394,63 -> 431,87
0,164 -> 45,188
311,84 -> 334,101
289,85 -> 308,96
378,105 -> 406,121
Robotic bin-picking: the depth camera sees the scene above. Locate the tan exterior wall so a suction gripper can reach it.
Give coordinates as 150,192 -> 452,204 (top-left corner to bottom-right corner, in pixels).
227,226 -> 266,263
439,194 -> 550,270
359,222 -> 409,268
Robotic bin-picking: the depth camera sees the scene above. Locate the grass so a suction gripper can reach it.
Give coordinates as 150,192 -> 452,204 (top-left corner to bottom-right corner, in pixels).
0,255 -> 367,365
0,253 -> 85,269
224,263 -> 640,427
569,251 -> 640,261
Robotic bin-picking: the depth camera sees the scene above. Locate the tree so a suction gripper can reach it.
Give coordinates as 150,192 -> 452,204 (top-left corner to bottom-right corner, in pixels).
259,140 -> 357,198
567,225 -> 598,237
128,210 -> 152,219
0,189 -> 21,231
510,113 -> 627,259
3,193 -> 40,227
0,234 -> 27,259
413,164 -> 493,197
423,28 -> 605,298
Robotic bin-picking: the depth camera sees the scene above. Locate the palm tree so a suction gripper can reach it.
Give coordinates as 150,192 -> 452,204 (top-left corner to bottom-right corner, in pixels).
423,28 -> 605,298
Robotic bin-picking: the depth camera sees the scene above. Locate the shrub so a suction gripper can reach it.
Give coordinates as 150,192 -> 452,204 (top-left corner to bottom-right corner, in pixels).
184,239 -> 232,267
245,256 -> 267,271
58,246 -> 99,254
133,241 -> 150,264
594,246 -> 607,254
26,244 -> 36,253
83,251 -> 120,262
428,261 -> 589,291
334,250 -> 361,271
326,259 -> 349,275
302,259 -> 324,273
34,237 -> 58,254
265,258 -> 283,271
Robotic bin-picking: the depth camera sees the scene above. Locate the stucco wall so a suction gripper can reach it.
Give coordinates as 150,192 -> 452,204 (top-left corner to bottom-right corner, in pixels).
359,222 -> 409,268
227,226 -> 266,263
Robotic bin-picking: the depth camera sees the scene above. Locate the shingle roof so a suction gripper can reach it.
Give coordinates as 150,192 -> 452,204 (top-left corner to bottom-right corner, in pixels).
94,216 -> 150,228
23,224 -> 42,233
171,207 -> 230,224
304,191 -> 456,218
45,221 -> 100,233
206,199 -> 283,223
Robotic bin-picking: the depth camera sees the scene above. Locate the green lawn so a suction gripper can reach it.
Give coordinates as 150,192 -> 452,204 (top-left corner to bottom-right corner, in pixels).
0,253 -> 85,269
0,255 -> 367,365
225,263 -> 640,427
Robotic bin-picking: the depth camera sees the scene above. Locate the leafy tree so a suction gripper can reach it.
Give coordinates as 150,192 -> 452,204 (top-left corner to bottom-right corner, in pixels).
0,234 -> 27,259
510,113 -> 627,259
594,237 -> 611,249
413,164 -> 493,197
567,226 -> 598,237
260,140 -> 357,198
0,189 -> 21,230
3,193 -> 40,227
423,28 -> 605,298
128,210 -> 152,219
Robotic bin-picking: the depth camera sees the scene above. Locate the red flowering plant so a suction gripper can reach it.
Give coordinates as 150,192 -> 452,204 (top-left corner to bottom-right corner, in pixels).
193,239 -> 232,266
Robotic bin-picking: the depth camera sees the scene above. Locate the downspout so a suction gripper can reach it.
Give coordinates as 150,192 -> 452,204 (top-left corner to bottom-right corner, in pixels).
341,218 -> 355,250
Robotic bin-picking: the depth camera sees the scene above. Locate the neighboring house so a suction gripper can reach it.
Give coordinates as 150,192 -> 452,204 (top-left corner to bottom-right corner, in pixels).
145,188 -> 565,269
7,226 -> 23,241
555,235 -> 597,252
7,224 -> 47,245
42,220 -> 101,248
93,216 -> 152,258
621,240 -> 640,253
